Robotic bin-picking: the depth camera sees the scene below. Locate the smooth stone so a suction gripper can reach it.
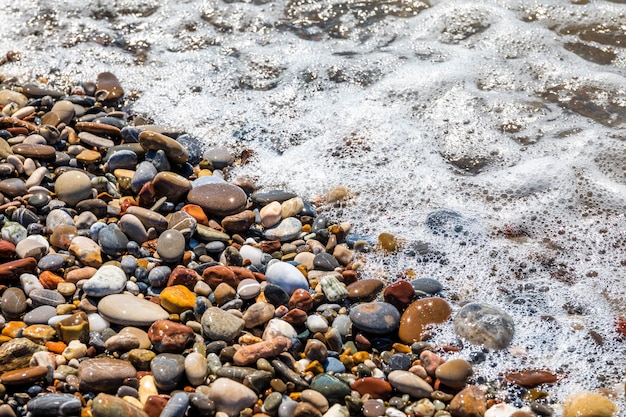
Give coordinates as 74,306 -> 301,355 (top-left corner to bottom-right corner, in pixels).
107,149 -> 137,171
69,236 -> 102,267
82,265 -> 127,297
119,214 -> 150,244
187,183 -> 247,217
349,302 -> 400,335
0,178 -> 26,197
157,229 -> 186,263
167,265 -> 200,290
265,261 -> 309,295
387,370 -> 433,398
0,258 -> 37,281
264,217 -> 302,242
46,209 -> 75,229
126,206 -> 168,233
98,294 -> 169,326
206,378 -> 257,417
251,190 -> 297,205
0,365 -> 48,385
151,353 -> 186,391
139,131 -> 189,164
383,280 -> 415,309
168,211 -> 197,239
435,359 -> 473,389
263,318 -> 297,340
37,254 -> 65,271
454,303 -> 515,350
98,226 -> 128,257
96,72 -> 125,102
221,210 -> 255,233
185,351 -> 209,386
29,289 -> 65,307
56,311 -> 89,344
148,319 -> 195,353
159,285 -> 196,314
504,369 -> 557,387
24,166 -> 49,188
1,222 -> 27,245
240,245 -> 264,265
92,393 -> 149,417
351,377 -> 393,400
0,90 -> 28,107
201,307 -> 245,342
398,297 -> 452,344
562,391 -> 617,417
24,305 -> 57,325
26,393 -> 82,416
301,389 -> 329,413
148,265 -> 172,288
260,201 -> 282,228
131,161 -> 158,193
203,147 -> 234,169
310,374 -> 351,404
362,399 -> 386,417
78,358 -> 137,393
176,134 -> 203,165
51,99 -> 75,124
347,279 -> 384,302
191,175 -> 226,188
448,385 -> 486,417
410,278 -> 443,295
11,144 -> 56,161
54,170 -> 92,207
1,287 -> 27,318
153,171 -> 191,202
242,302 -> 275,329
307,315 -> 329,333
160,392 -> 189,417
237,278 -> 262,300
313,253 -> 340,271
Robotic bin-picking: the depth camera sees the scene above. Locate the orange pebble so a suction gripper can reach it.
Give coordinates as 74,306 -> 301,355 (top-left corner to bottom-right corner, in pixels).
46,341 -> 67,354
181,204 -> 209,226
39,271 -> 64,289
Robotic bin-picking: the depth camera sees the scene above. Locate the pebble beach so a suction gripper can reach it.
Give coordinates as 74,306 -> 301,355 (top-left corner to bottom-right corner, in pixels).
1,0 -> 626,416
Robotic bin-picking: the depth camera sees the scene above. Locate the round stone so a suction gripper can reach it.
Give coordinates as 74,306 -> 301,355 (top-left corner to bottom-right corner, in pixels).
184,351 -> 208,386
98,226 -> 129,257
139,131 -> 189,164
203,147 -> 234,169
54,171 -> 92,207
206,378 -> 257,416
150,353 -> 186,391
349,302 -> 400,335
563,391 -> 617,417
131,161 -> 158,194
157,229 -> 186,263
237,278 -> 262,300
265,261 -> 309,295
98,294 -> 169,326
410,278 -> 443,295
398,297 -> 452,344
0,178 -> 26,198
201,307 -> 245,342
454,302 -> 515,350
347,279 -> 384,302
1,288 -> 27,318
435,359 -> 473,389
187,183 -> 247,217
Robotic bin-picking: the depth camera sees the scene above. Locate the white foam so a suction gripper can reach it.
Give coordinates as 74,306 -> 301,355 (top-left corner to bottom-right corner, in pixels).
1,0 -> 626,411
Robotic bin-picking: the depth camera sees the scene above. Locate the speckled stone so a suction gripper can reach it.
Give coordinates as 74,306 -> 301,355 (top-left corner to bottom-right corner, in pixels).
454,302 -> 515,350
349,302 -> 400,335
201,307 -> 245,342
157,229 -> 186,263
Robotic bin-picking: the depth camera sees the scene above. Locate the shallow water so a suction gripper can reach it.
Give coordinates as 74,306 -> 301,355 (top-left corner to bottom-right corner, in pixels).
1,0 -> 626,413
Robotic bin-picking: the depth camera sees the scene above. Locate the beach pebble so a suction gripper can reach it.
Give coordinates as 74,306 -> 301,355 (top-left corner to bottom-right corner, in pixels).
1,287 -> 27,318
387,370 -> 433,398
54,171 -> 92,206
78,358 -> 136,393
265,261 -> 309,294
148,319 -> 195,353
207,377 -> 257,416
68,236 -> 102,267
347,279 -> 384,302
97,294 -> 169,326
237,278 -> 262,300
157,229 -> 186,263
151,353 -> 186,391
139,131 -> 189,164
410,278 -> 443,295
187,183 -> 247,217
243,302 -> 275,328
264,217 -> 302,241
201,307 -> 244,342
91,393 -> 149,417
233,336 -> 291,366
454,303 -> 515,350
350,302 -> 400,334
448,385 -> 486,417
82,265 -> 127,297
263,318 -> 297,340
204,147 -> 234,169
310,373 -> 351,404
185,351 -> 209,386
26,393 -> 82,416
398,297 -> 452,344
562,391 -> 617,417
435,358 -> 473,389
160,285 -> 196,314
160,392 -> 189,417
98,225 -> 128,257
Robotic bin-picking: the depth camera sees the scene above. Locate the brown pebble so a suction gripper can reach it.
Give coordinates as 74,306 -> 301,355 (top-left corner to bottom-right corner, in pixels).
0,365 -> 48,385
505,369 -> 557,388
448,385 -> 486,417
398,297 -> 452,344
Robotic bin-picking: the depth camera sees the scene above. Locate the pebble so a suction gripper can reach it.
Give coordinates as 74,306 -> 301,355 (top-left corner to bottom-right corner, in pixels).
91,393 -> 149,417
148,319 -> 195,353
157,229 -> 186,262
201,307 -> 245,342
398,297 -> 452,344
265,261 -> 309,294
187,183 -> 247,216
233,336 -> 291,366
435,358 -> 473,389
98,294 -> 169,326
448,385 -> 486,417
309,373 -> 351,404
1,287 -> 27,318
185,351 -> 209,386
78,358 -> 137,393
160,392 -> 189,417
454,302 -> 515,350
207,377 -> 258,416
349,302 -> 400,334
387,370 -> 433,398
562,391 -> 617,417
347,279 -> 384,302
82,265 -> 127,297
151,353 -> 186,391
264,217 -> 302,241
54,171 -> 92,206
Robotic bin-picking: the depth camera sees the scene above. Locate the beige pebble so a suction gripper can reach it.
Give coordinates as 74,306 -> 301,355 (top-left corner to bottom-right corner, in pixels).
562,391 -> 617,417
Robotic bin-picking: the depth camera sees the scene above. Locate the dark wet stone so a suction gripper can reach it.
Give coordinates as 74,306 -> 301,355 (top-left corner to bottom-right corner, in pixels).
410,278 -> 443,295
11,207 -> 39,227
26,393 -> 82,417
1,287 -> 27,318
151,353 -> 186,391
0,178 -> 26,197
98,225 -> 129,257
177,134 -> 203,166
313,253 -> 340,271
96,72 -> 125,103
107,149 -> 137,171
251,190 -> 297,205
309,373 -> 351,404
187,183 -> 247,217
264,283 -> 290,307
388,353 -> 412,371
11,144 -> 56,161
0,338 -> 46,373
349,302 -> 400,335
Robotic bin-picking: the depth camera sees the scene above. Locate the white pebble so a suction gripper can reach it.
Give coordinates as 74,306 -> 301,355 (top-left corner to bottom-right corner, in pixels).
87,313 -> 110,333
20,273 -> 43,296
323,404 -> 351,417
385,407 -> 407,417
63,340 -> 87,360
48,315 -> 72,327
485,403 -> 524,417
306,315 -> 329,333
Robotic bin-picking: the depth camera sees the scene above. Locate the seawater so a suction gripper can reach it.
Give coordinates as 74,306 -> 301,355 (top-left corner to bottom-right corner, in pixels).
1,0 -> 625,413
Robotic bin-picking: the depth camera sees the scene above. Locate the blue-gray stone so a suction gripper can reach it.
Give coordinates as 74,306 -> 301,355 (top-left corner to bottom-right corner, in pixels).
250,190 -> 297,205
309,374 -> 351,404
146,149 -> 170,172
349,302 -> 400,335
29,289 -> 66,307
160,392 -> 189,417
37,254 -> 65,272
82,265 -> 128,297
148,266 -> 172,288
120,126 -> 141,143
410,278 -> 443,295
151,353 -> 186,391
454,302 -> 515,350
324,357 -> 346,373
203,147 -> 233,169
26,393 -> 82,416
389,353 -> 412,371
89,221 -> 107,242
106,150 -> 137,172
264,217 -> 302,242
131,161 -> 157,194
24,305 -> 58,325
176,134 -> 202,166
313,253 -> 340,271
425,209 -> 485,244
120,256 -> 138,274
98,225 -> 129,257
265,261 -> 308,295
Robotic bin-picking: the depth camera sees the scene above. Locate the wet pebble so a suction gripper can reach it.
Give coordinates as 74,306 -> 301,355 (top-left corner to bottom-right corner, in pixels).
349,302 -> 400,335
454,302 -> 515,350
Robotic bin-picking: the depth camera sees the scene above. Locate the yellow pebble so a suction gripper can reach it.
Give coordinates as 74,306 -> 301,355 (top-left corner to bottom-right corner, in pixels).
289,392 -> 301,401
296,264 -> 308,276
352,351 -> 370,364
305,360 -> 324,374
339,354 -> 354,369
392,343 -> 411,353
198,169 -> 213,177
302,224 -> 311,233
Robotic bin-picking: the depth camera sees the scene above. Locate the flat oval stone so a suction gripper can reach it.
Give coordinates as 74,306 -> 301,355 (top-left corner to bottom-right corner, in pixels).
187,183 -> 247,217
139,131 -> 188,164
454,302 -> 515,350
11,144 -> 56,161
29,289 -> 66,307
313,253 -> 340,271
1,287 -> 27,318
157,229 -> 186,263
398,297 -> 452,344
83,265 -> 127,297
78,358 -> 136,393
388,370 -> 433,399
201,307 -> 245,342
0,365 -> 48,385
351,377 -> 393,400
24,305 -> 57,325
310,374 -> 351,404
435,359 -> 473,389
153,171 -> 191,202
0,90 -> 28,107
185,351 -> 209,386
349,302 -> 400,335
237,278 -> 262,300
38,254 -> 65,271
131,161 -> 158,193
0,257 -> 37,281
160,392 -> 189,417
119,214 -> 150,244
265,261 -> 309,295
251,190 -> 297,205
98,294 -> 169,326
347,279 -> 384,302
92,393 -> 149,417
0,178 -> 26,197
504,369 -> 557,388
264,217 -> 302,242
26,393 -> 82,417
55,170 -> 92,207
98,226 -> 128,257
222,210 -> 256,234
410,278 -> 443,295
